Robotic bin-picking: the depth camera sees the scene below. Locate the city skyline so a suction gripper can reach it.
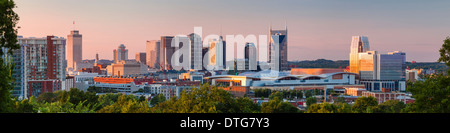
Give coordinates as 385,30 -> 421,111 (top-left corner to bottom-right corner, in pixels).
14,0 -> 450,62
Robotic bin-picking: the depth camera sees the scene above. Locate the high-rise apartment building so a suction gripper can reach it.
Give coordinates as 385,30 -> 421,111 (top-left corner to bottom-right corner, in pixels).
136,52 -> 146,65
66,30 -> 82,71
349,36 -> 370,73
146,40 -> 160,68
268,24 -> 288,71
12,36 -> 66,98
113,44 -> 128,63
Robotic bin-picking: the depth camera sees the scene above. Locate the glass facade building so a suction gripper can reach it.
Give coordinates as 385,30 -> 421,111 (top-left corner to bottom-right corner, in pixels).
349,36 -> 370,74
268,24 -> 288,71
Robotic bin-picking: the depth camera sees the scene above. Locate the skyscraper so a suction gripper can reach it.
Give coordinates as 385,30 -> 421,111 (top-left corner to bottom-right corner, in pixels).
188,33 -> 202,70
136,52 -> 146,65
358,51 -> 406,91
207,37 -> 225,70
245,42 -> 257,70
66,30 -> 82,71
113,44 -> 128,63
160,36 -> 175,70
146,40 -> 160,68
349,36 -> 370,73
268,24 -> 288,71
12,36 -> 66,98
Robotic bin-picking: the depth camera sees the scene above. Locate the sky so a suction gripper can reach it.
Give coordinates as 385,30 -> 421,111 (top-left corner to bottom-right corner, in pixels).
13,0 -> 450,62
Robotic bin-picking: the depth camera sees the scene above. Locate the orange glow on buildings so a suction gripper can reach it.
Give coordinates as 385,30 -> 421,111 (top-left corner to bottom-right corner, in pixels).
94,77 -> 153,85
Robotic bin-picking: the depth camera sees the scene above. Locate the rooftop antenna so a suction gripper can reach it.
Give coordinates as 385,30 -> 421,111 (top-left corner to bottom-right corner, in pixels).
285,19 -> 287,31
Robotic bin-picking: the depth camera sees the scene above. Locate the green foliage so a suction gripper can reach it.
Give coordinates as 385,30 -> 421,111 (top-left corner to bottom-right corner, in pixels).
438,37 -> 450,74
261,97 -> 299,113
0,59 -> 15,112
306,97 -> 317,107
407,74 -> 450,113
0,0 -> 20,56
153,83 -> 261,113
269,91 -> 283,100
150,94 -> 166,106
12,97 -> 37,113
253,89 -> 271,98
334,96 -> 347,104
352,96 -> 378,113
307,102 -> 352,113
97,94 -> 150,113
36,92 -> 58,103
375,100 -> 406,113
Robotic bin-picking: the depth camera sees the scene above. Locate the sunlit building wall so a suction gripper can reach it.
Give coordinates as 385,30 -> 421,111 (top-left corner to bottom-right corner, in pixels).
349,36 -> 370,74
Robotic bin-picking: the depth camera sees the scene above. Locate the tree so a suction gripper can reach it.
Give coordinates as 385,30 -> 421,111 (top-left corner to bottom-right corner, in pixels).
269,91 -> 283,100
307,102 -> 352,113
306,97 -> 317,107
97,94 -> 150,113
150,94 -> 166,106
36,92 -> 58,103
334,96 -> 347,104
261,97 -> 299,113
376,100 -> 406,113
438,37 -> 450,74
407,74 -> 450,113
0,0 -> 20,113
352,96 -> 378,113
153,83 -> 261,113
12,97 -> 37,113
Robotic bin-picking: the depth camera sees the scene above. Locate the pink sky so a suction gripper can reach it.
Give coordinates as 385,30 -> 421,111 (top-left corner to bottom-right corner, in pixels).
14,0 -> 450,62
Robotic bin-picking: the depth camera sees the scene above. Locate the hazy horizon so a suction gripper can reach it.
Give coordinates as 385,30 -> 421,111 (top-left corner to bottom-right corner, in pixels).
14,0 -> 450,62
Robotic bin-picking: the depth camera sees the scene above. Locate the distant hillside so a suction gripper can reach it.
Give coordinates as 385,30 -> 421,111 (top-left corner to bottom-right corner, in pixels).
288,59 -> 448,73
288,59 -> 349,69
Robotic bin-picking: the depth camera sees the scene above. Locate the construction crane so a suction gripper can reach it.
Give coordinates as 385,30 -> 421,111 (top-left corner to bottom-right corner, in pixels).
155,62 -> 173,99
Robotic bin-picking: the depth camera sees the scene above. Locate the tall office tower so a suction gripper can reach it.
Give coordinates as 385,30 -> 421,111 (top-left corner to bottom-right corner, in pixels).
245,42 -> 257,70
66,30 -> 82,71
202,47 -> 209,70
268,24 -> 288,71
358,51 -> 378,80
136,52 -> 146,65
188,33 -> 203,70
358,51 -> 406,91
349,36 -> 370,73
146,40 -> 160,68
12,36 -> 66,99
113,44 -> 128,63
377,51 -> 406,80
160,36 -> 175,70
207,37 -> 225,70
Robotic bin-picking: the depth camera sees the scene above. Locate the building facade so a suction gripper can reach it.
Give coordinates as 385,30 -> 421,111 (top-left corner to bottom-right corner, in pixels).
12,36 -> 67,98
245,42 -> 257,71
113,44 -> 128,63
146,40 -> 160,68
136,52 -> 146,65
66,30 -> 82,71
160,36 -> 175,70
268,24 -> 288,71
349,36 -> 370,74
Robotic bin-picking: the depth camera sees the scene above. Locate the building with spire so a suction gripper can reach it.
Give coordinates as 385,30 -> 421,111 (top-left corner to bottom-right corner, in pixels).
268,23 -> 288,71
